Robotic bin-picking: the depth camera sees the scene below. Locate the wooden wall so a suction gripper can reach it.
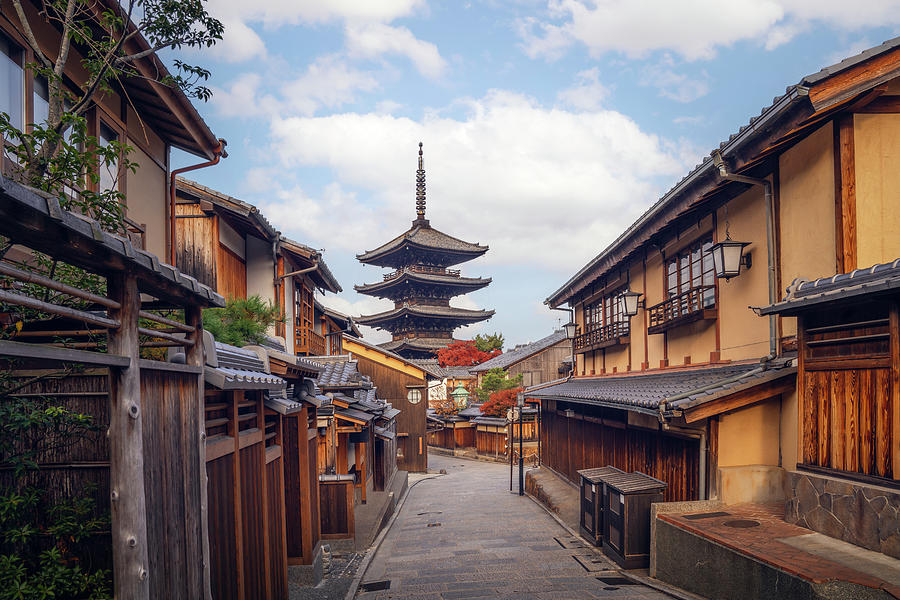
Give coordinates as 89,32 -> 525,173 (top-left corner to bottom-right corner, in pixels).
507,341 -> 571,387
319,480 -> 354,539
282,406 -> 320,565
217,243 -> 247,300
476,428 -> 507,457
174,203 -> 217,289
354,354 -> 428,472
541,400 -> 699,502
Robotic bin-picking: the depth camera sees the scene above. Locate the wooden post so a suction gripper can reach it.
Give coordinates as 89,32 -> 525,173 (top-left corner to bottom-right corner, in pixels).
106,273 -> 150,600
185,305 -> 212,599
891,303 -> 900,479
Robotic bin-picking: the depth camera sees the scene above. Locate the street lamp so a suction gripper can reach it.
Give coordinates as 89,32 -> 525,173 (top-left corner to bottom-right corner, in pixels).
563,321 -> 578,340
710,238 -> 751,280
620,290 -> 643,317
517,392 -> 525,496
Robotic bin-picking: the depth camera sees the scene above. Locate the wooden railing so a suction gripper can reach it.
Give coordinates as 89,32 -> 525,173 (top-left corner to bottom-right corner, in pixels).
383,265 -> 461,281
647,285 -> 716,334
574,322 -> 630,351
295,326 -> 326,356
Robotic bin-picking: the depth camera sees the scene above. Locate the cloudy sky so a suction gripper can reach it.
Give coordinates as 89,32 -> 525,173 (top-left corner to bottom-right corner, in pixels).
170,0 -> 900,348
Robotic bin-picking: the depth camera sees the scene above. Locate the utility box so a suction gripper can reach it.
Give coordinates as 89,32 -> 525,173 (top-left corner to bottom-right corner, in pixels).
578,466 -> 623,546
601,471 -> 666,569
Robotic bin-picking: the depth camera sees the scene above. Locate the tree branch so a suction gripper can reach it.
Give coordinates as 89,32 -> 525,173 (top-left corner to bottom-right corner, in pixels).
10,0 -> 52,70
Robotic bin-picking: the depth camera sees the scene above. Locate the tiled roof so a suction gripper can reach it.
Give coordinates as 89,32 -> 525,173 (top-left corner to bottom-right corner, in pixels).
205,340 -> 286,390
473,416 -> 508,426
408,359 -> 474,379
545,37 -> 900,308
355,272 -> 491,296
357,224 -> 488,265
312,356 -> 372,388
761,258 -> 900,316
280,236 -> 342,294
471,330 -> 567,372
458,404 -> 483,418
527,360 -> 795,415
380,337 -> 454,353
176,177 -> 277,239
356,304 -> 494,326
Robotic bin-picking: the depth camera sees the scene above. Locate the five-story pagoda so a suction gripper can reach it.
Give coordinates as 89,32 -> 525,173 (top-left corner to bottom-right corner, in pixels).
355,143 -> 494,358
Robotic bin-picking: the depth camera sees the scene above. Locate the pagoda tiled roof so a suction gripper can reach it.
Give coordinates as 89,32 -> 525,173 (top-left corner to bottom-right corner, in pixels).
380,337 -> 456,354
356,223 -> 488,267
356,304 -> 494,327
355,270 -> 491,296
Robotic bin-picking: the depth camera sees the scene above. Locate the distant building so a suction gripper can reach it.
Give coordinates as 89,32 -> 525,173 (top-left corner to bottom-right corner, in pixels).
355,144 -> 494,358
471,330 -> 571,387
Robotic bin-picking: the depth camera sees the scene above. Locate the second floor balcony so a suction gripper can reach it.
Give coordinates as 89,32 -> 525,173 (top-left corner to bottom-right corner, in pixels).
648,285 -> 716,334
295,325 -> 326,356
383,265 -> 461,281
575,322 -> 630,352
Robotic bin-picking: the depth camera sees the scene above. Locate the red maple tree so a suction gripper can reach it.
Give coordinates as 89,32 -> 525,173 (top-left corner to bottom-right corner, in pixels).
436,340 -> 501,367
480,387 -> 523,417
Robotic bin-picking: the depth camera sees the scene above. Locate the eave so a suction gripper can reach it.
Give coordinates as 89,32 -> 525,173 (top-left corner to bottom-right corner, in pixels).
354,272 -> 491,298
356,305 -> 494,327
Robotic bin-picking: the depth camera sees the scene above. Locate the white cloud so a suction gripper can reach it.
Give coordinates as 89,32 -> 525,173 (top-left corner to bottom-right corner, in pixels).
208,0 -> 425,27
314,293 -> 394,344
520,0 -> 900,61
258,90 -> 692,272
557,68 -> 609,111
345,22 -> 447,79
641,59 -> 710,103
213,18 -> 267,62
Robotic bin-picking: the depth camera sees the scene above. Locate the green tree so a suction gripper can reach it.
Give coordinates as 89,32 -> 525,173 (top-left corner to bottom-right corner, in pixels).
203,295 -> 282,347
474,332 -> 504,352
474,367 -> 523,404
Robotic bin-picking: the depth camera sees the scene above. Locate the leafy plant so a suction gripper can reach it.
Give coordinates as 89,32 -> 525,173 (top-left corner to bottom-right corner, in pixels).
203,295 -> 282,346
474,367 -> 523,404
474,332 -> 504,353
480,387 -> 524,418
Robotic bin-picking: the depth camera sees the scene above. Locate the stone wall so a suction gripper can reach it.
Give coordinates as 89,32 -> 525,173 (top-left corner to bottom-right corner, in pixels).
785,470 -> 900,558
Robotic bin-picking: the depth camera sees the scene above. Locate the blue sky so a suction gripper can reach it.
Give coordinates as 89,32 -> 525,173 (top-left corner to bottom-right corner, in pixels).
170,0 -> 900,348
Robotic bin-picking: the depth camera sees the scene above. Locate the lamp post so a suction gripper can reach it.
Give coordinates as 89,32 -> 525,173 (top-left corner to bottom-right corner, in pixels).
517,392 -> 525,496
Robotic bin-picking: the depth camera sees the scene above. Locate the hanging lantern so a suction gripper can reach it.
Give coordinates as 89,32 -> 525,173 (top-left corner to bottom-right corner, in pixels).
563,321 -> 578,340
710,239 -> 751,279
620,290 -> 643,317
450,384 -> 470,409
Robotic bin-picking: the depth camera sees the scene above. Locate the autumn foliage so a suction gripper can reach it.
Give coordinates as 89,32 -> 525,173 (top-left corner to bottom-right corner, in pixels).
436,340 -> 501,367
480,387 -> 523,417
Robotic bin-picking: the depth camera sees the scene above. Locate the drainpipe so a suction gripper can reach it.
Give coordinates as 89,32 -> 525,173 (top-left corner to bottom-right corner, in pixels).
168,140 -> 228,265
711,150 -> 777,360
551,305 -> 575,378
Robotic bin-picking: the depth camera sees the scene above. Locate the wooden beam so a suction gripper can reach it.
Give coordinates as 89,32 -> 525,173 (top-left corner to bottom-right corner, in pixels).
891,303 -> 900,479
808,47 -> 900,110
856,95 -> 900,114
106,273 -> 150,599
835,114 -> 857,272
683,378 -> 796,423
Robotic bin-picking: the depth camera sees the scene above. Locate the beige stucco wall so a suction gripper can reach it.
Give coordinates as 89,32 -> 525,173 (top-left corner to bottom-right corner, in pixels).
125,145 -> 167,258
718,401 -> 781,467
780,388 -> 799,471
645,253 -> 666,366
855,112 -> 900,269
246,234 -> 275,305
778,122 -> 836,337
716,186 -> 771,361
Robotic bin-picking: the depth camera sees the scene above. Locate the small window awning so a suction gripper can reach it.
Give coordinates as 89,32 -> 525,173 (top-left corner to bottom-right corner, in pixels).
473,416 -> 508,427
205,366 -> 286,391
334,407 -> 374,425
381,407 -> 401,420
374,426 -> 396,441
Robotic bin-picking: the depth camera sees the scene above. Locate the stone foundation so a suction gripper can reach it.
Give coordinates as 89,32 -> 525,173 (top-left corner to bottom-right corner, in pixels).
785,470 -> 900,558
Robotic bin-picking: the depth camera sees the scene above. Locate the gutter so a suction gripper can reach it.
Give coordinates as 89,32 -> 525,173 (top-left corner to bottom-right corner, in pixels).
168,140 -> 227,265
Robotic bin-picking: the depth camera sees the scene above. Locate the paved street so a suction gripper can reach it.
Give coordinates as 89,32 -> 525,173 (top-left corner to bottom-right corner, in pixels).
356,453 -> 671,599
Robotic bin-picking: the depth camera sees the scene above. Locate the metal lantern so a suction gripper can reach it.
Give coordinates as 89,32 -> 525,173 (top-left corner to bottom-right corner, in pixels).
621,290 -> 643,317
710,239 -> 751,279
563,321 -> 578,340
450,383 -> 470,409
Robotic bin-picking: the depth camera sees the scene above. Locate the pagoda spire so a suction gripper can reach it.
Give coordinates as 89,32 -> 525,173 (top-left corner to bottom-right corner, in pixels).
414,142 -> 428,225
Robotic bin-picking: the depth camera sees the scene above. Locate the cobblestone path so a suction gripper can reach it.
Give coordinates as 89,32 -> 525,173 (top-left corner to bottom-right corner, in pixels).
356,453 -> 671,599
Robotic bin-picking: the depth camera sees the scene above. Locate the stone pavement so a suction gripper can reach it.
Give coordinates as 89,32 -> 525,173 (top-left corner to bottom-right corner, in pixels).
355,454 -> 671,599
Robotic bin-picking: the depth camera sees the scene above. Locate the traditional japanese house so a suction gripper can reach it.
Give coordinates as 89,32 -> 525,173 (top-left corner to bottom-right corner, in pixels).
531,38 -> 900,525
313,298 -> 361,355
471,329 -> 571,387
410,359 -> 477,409
173,179 -> 342,354
0,0 -> 224,259
341,334 -> 430,473
355,144 -> 494,359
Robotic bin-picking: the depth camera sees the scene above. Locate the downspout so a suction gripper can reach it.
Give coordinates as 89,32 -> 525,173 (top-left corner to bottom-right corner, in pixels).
551,305 -> 575,378
712,150 -> 777,360
168,140 -> 228,265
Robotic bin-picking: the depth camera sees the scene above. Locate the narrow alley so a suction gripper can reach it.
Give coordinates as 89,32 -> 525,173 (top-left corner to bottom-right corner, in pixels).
355,454 -> 671,599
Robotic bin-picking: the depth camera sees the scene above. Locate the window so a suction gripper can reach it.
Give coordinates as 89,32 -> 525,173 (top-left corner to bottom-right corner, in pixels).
0,31 -> 24,130
33,75 -> 49,125
666,236 -> 715,309
577,287 -> 630,350
98,121 -> 119,193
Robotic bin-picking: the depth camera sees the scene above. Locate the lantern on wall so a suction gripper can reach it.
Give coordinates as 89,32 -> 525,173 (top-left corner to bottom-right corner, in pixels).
710,238 -> 751,280
620,290 -> 643,317
563,321 -> 578,339
450,384 -> 470,410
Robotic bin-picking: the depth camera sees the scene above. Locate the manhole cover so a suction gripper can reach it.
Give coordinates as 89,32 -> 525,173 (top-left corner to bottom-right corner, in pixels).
684,511 -> 732,520
555,536 -> 587,549
596,576 -> 637,586
573,554 -> 611,572
360,580 -> 391,592
427,522 -> 441,527
723,519 -> 760,528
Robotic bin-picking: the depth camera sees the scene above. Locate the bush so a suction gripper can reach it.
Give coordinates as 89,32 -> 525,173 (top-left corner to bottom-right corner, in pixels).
202,295 -> 282,346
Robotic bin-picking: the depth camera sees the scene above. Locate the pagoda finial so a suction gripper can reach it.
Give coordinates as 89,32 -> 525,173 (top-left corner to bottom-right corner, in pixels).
415,142 -> 426,222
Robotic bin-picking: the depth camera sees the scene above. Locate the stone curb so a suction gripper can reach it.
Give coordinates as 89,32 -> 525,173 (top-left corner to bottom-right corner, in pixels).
523,489 -> 707,600
343,472 -> 445,600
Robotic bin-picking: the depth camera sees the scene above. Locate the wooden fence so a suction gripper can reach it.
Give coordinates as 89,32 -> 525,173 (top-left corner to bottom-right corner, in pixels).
0,178 -> 224,599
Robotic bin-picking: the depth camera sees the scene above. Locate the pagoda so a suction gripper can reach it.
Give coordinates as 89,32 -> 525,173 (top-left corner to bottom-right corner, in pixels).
355,143 -> 494,359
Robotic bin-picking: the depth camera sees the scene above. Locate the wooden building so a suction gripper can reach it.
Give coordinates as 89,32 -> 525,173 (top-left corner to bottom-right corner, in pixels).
471,329 -> 571,387
313,298 -> 362,356
341,335 -> 430,472
0,0 -> 223,259
355,144 -> 493,359
410,359 -> 477,409
532,37 -> 900,555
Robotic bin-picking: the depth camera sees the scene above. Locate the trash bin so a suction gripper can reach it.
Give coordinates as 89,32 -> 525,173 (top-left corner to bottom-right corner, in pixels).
577,466 -> 623,546
601,471 -> 666,569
